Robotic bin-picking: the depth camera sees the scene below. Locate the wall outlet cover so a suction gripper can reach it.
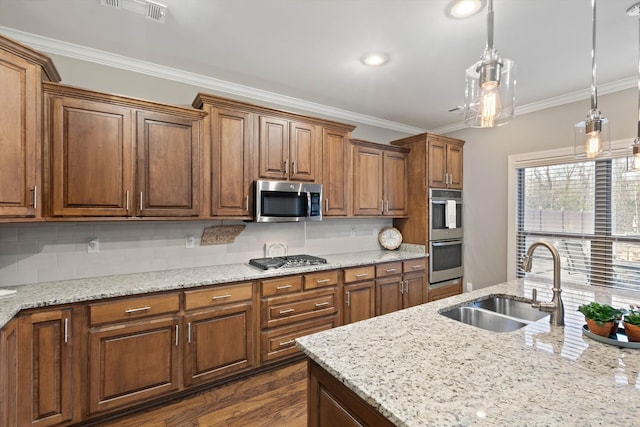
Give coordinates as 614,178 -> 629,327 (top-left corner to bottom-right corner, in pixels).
87,238 -> 100,253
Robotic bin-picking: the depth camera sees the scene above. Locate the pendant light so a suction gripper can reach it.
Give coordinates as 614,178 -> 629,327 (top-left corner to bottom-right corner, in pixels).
574,0 -> 610,159
463,0 -> 516,128
627,2 -> 640,173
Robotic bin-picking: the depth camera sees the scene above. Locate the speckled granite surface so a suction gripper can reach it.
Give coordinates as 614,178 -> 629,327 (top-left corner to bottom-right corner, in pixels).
297,279 -> 640,427
0,249 -> 424,328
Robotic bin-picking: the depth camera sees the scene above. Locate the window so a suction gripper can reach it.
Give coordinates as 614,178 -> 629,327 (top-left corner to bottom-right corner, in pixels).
512,147 -> 640,289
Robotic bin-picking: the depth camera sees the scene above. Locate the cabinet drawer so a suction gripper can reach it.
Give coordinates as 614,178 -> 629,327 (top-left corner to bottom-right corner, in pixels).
263,289 -> 337,329
344,266 -> 375,283
304,270 -> 339,290
376,262 -> 402,278
403,258 -> 426,273
89,293 -> 179,326
261,276 -> 303,297
261,316 -> 337,362
184,282 -> 253,310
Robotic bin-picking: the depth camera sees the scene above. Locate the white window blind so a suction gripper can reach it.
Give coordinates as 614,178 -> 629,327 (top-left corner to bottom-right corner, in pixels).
515,157 -> 640,289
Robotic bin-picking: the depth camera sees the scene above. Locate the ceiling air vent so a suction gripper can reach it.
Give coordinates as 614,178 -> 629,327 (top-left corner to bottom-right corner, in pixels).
99,0 -> 167,23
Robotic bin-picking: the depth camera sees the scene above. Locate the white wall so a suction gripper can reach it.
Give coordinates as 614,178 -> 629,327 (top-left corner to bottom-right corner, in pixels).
446,88 -> 637,289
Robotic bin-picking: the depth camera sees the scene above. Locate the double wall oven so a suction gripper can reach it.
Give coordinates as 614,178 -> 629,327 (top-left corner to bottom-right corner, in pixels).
429,189 -> 463,289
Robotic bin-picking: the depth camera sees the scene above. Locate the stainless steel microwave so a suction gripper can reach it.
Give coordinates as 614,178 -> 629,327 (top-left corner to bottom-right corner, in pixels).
254,180 -> 322,222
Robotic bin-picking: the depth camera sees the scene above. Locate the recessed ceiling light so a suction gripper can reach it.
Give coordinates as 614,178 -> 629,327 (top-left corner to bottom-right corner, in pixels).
447,0 -> 485,19
360,53 -> 390,67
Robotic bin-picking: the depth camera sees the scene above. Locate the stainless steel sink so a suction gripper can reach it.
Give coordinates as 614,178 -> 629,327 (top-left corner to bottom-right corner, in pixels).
439,296 -> 548,332
472,297 -> 549,322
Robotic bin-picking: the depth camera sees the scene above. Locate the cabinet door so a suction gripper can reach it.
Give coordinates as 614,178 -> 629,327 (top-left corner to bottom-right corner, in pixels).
322,129 -> 350,216
0,319 -> 18,427
403,272 -> 425,309
447,143 -> 463,189
210,108 -> 253,217
375,276 -> 402,316
343,281 -> 375,325
428,139 -> 447,188
258,116 -> 289,179
183,302 -> 254,387
0,50 -> 40,217
383,150 -> 408,216
88,316 -> 180,414
289,121 -> 318,182
352,145 -> 383,216
50,97 -> 133,216
18,309 -> 73,427
136,110 -> 200,217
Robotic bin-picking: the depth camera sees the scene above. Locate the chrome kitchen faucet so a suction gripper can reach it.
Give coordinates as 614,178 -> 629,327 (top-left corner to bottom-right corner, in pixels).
520,241 -> 565,326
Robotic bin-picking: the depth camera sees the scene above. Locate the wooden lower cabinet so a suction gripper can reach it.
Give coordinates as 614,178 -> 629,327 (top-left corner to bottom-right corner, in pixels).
261,316 -> 336,363
429,279 -> 463,302
308,359 -> 394,427
1,319 -> 19,427
17,308 -> 75,427
375,260 -> 426,316
343,281 -> 375,325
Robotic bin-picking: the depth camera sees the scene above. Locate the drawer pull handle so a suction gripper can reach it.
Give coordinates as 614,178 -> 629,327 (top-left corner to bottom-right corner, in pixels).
411,264 -> 422,269
276,284 -> 293,290
385,268 -> 397,273
279,308 -> 295,315
212,294 -> 232,300
279,339 -> 295,347
355,273 -> 369,278
315,301 -> 329,308
124,306 -> 151,314
316,279 -> 331,284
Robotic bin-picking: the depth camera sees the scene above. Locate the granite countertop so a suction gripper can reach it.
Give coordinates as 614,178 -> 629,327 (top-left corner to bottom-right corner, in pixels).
296,278 -> 640,426
0,249 -> 425,329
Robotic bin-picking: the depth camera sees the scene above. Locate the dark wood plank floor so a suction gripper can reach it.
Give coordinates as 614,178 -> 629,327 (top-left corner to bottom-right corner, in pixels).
96,361 -> 307,427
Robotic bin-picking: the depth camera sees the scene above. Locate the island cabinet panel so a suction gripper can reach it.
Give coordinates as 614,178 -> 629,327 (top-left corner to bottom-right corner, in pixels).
182,282 -> 256,386
87,293 -> 181,414
207,107 -> 253,218
308,359 -> 395,427
321,128 -> 351,217
343,266 -> 375,325
351,140 -> 409,217
136,110 -> 200,217
49,96 -> 134,217
0,319 -> 18,427
0,34 -> 59,219
17,308 -> 74,427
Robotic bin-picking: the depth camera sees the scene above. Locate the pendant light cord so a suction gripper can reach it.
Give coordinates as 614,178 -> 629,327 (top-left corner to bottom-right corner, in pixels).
590,0 -> 598,111
486,0 -> 494,51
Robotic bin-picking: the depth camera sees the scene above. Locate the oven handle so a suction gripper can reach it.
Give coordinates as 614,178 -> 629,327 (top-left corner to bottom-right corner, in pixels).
430,200 -> 462,205
431,240 -> 462,247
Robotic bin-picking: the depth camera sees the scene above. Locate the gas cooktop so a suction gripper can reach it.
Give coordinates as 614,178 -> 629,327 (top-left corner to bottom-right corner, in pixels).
249,254 -> 327,270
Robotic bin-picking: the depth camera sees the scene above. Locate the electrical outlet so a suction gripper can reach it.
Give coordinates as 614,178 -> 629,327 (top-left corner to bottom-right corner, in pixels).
87,238 -> 100,253
185,235 -> 195,249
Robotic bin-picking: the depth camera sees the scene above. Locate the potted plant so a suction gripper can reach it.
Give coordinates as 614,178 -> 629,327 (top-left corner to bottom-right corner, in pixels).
623,307 -> 640,342
577,302 -> 623,337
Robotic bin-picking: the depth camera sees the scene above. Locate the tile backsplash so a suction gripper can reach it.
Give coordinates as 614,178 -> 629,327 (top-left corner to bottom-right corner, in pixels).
0,218 -> 391,286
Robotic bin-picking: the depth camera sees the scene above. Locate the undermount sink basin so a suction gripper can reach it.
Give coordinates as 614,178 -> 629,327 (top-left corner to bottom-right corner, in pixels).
440,296 -> 548,332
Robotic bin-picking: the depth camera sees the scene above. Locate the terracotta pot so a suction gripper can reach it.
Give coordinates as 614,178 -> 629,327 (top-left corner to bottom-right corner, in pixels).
623,322 -> 640,342
585,318 -> 617,337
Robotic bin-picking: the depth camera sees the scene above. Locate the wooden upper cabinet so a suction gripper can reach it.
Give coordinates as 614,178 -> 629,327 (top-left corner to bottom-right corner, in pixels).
49,96 -> 134,217
322,128 -> 350,217
289,121 -> 319,182
0,34 -> 60,219
428,136 -> 463,189
352,140 -> 408,217
208,108 -> 253,218
136,110 -> 200,217
44,83 -> 206,218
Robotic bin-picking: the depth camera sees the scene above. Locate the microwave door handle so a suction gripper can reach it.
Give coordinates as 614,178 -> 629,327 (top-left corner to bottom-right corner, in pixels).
431,240 -> 461,247
306,192 -> 311,218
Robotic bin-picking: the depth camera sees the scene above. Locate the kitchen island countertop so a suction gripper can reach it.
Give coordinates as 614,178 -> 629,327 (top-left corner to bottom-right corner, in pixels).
296,278 -> 640,426
0,249 -> 425,329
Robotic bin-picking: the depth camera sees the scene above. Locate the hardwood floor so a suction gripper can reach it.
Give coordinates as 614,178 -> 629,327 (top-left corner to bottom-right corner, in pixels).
95,361 -> 307,427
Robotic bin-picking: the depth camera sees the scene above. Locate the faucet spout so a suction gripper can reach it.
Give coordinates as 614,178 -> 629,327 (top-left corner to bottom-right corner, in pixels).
520,241 -> 565,326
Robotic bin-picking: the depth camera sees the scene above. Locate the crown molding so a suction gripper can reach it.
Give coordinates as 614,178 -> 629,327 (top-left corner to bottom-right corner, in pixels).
0,26 -> 425,135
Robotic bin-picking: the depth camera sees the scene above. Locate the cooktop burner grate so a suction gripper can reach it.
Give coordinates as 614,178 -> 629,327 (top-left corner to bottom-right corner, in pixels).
249,254 -> 327,270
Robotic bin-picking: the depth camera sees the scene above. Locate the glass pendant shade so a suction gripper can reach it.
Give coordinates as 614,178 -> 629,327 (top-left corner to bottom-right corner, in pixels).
464,49 -> 516,128
574,110 -> 610,159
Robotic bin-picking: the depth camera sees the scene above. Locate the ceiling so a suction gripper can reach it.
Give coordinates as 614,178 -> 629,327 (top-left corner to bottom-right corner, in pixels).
0,0 -> 638,134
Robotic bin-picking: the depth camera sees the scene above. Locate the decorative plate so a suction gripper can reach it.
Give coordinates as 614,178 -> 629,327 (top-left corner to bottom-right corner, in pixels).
378,227 -> 403,250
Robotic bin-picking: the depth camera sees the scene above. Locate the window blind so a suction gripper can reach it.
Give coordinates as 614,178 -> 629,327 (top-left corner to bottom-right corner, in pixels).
515,157 -> 640,289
